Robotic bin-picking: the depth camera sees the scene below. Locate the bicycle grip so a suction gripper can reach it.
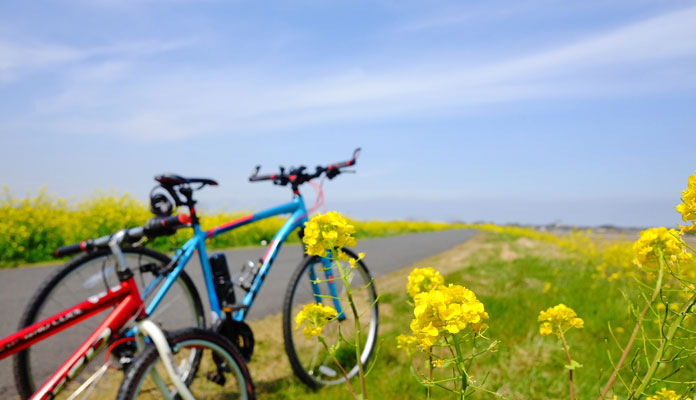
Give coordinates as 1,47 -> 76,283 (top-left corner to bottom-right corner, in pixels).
249,165 -> 274,182
143,214 -> 191,238
327,147 -> 361,170
54,240 -> 92,257
249,174 -> 275,182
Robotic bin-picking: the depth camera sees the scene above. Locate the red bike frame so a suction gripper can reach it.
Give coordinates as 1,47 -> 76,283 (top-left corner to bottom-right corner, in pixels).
0,276 -> 144,400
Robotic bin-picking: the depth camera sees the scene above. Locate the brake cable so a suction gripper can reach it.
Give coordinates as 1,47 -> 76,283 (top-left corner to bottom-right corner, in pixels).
307,176 -> 327,214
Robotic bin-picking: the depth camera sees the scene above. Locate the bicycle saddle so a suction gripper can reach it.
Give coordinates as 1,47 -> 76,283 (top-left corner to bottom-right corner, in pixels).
155,174 -> 218,187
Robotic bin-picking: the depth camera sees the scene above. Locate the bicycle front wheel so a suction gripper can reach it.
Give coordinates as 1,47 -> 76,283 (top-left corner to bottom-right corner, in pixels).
282,248 -> 379,388
117,328 -> 255,400
13,247 -> 205,400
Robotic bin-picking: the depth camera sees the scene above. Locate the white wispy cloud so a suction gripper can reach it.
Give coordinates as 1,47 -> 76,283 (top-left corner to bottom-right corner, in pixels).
3,5 -> 696,141
0,41 -> 84,83
0,38 -> 193,85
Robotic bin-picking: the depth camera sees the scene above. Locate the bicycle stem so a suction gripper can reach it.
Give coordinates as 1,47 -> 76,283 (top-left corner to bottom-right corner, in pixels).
108,230 -> 128,274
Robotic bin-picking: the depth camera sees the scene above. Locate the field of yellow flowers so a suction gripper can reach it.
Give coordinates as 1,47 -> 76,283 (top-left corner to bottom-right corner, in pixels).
0,187 -> 463,267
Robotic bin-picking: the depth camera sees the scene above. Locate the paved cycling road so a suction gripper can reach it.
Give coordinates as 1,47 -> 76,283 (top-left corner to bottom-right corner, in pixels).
0,229 -> 475,398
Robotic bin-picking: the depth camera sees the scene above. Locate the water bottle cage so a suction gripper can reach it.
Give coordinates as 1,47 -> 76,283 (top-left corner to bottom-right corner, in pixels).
235,260 -> 259,292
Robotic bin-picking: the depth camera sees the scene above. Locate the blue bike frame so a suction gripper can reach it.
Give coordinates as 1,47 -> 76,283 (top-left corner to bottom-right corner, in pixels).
140,194 -> 345,326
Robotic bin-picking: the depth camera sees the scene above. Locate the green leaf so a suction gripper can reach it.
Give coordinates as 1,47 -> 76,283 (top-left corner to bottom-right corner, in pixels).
329,342 -> 340,356
564,360 -> 583,370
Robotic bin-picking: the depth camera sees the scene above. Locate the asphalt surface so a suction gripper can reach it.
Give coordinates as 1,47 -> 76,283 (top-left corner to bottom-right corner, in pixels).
0,229 -> 475,398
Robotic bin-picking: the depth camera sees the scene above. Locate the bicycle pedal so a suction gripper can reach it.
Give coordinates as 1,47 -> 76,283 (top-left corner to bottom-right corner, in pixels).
222,303 -> 247,312
118,356 -> 134,369
206,371 -> 226,386
110,340 -> 136,370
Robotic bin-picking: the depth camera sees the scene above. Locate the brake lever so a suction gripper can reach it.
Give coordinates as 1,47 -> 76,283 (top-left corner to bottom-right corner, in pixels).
326,169 -> 341,180
250,165 -> 261,180
352,147 -> 361,161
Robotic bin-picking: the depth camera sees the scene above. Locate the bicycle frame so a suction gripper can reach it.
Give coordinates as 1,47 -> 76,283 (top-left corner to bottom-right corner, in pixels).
0,276 -> 145,400
143,194 -> 345,324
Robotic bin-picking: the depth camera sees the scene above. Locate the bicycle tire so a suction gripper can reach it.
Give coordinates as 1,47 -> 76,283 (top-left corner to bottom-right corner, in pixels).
282,248 -> 378,389
13,247 -> 205,400
117,327 -> 255,400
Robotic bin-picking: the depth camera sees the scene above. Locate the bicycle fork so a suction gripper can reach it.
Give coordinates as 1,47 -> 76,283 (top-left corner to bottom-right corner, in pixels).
136,320 -> 195,400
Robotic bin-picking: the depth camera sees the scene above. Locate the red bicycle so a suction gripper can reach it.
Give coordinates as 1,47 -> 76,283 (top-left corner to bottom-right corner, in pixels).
0,224 -> 253,399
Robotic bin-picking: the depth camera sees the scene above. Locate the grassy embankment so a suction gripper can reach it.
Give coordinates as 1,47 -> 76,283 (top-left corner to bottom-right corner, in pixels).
248,229 -> 696,399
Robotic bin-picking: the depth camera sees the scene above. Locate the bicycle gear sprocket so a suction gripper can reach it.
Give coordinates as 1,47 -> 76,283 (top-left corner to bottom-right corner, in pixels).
215,318 -> 254,361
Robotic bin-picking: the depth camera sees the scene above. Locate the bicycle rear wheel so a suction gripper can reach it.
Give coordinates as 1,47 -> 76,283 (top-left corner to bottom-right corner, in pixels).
117,328 -> 254,400
13,247 -> 205,400
282,248 -> 378,388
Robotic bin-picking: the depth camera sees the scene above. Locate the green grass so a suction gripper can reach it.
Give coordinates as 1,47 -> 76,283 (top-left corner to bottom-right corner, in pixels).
248,232 -> 696,399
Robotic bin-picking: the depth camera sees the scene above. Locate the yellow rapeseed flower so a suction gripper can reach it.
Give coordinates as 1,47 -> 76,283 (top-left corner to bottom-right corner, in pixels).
348,252 -> 365,269
407,267 -> 445,298
676,171 -> 696,233
632,227 -> 691,268
302,212 -> 357,257
647,388 -> 682,400
396,334 -> 419,357
295,303 -> 337,339
542,282 -> 552,293
538,304 -> 584,337
409,284 -> 489,350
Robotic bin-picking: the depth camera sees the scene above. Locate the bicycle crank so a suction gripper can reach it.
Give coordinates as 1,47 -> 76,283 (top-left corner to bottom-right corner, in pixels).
215,318 -> 255,361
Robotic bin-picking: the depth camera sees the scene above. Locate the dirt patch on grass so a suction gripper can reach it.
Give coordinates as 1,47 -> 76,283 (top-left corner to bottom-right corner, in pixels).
516,237 -> 536,249
246,313 -> 295,384
500,243 -> 518,261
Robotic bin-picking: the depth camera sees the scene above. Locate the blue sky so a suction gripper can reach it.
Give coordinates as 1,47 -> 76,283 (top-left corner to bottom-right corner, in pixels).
1,0 -> 695,227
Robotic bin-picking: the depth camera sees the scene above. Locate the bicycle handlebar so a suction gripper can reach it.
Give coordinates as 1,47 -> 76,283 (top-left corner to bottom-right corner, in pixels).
53,213 -> 192,257
55,149 -> 361,257
249,147 -> 360,186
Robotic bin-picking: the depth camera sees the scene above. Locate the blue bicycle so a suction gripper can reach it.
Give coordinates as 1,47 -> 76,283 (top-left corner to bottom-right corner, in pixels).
13,148 -> 378,397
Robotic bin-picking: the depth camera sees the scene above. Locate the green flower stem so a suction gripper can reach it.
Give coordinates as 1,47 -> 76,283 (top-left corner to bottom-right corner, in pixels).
597,252 -> 665,400
451,334 -> 467,399
333,253 -> 368,400
443,338 -> 460,395
633,291 -> 696,397
465,384 -> 508,399
558,329 -> 575,400
427,353 -> 433,400
429,380 -> 459,394
318,336 -> 359,400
